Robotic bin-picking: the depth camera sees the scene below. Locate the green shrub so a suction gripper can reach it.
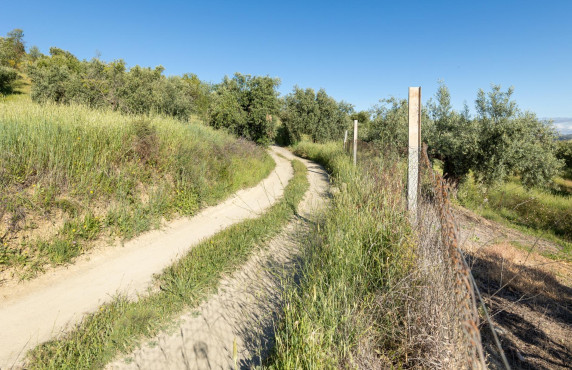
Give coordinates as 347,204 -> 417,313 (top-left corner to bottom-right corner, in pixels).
27,49 -> 211,121
556,140 -> 572,177
458,175 -> 572,245
0,66 -> 18,94
209,73 -> 280,145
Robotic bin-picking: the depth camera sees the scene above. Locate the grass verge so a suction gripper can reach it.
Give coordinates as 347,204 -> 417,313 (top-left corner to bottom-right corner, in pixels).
24,159 -> 309,369
457,175 -> 572,259
0,95 -> 274,276
268,142 -> 418,367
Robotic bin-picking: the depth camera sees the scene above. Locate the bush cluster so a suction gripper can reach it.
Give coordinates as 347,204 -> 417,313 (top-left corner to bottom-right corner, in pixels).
27,48 -> 210,121
556,140 -> 572,176
208,73 -> 281,145
367,83 -> 562,188
0,29 -> 26,94
280,87 -> 352,144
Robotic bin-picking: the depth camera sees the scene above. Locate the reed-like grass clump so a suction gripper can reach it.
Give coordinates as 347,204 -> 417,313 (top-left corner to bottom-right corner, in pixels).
0,96 -> 274,274
269,141 -> 418,367
269,141 -> 478,368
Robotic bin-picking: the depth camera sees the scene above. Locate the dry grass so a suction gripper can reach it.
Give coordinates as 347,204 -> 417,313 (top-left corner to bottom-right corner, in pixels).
396,201 -> 471,368
460,211 -> 572,369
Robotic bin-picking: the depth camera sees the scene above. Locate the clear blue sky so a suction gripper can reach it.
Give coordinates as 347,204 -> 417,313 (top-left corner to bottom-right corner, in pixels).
2,0 -> 571,121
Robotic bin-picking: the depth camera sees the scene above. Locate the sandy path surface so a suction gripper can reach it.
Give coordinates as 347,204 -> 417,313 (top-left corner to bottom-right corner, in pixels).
0,147 -> 294,369
106,148 -> 329,369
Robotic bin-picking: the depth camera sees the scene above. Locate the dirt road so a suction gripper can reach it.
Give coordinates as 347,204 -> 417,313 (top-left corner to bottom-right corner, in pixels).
106,147 -> 329,369
0,147 -> 295,368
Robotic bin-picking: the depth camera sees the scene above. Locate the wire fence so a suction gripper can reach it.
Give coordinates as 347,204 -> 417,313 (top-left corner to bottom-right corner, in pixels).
420,145 -> 489,369
342,129 -> 510,368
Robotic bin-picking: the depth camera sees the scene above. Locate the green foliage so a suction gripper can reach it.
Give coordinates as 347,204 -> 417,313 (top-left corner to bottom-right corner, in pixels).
556,140 -> 572,175
368,97 -> 430,151
0,29 -> 26,93
0,66 -> 19,94
27,48 -> 211,121
425,83 -> 478,183
0,29 -> 26,69
458,175 -> 572,254
350,109 -> 371,128
473,85 -> 562,187
270,141 -> 413,367
426,84 -> 562,188
281,87 -> 351,144
0,97 -> 274,272
209,73 -> 280,145
280,86 -> 319,143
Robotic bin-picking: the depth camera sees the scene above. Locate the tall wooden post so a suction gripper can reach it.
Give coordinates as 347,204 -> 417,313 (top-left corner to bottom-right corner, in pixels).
353,120 -> 358,166
343,130 -> 348,151
408,87 -> 421,222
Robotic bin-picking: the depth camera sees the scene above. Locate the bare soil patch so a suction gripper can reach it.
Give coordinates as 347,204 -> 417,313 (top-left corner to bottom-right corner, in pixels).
457,207 -> 572,369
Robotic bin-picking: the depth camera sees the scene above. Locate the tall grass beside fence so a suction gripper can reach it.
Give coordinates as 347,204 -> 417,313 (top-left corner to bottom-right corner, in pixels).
269,142 -> 417,367
269,141 -> 483,368
0,96 -> 274,274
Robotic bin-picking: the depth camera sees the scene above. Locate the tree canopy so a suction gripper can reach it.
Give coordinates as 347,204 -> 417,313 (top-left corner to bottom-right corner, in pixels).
27,47 -> 211,121
209,73 -> 281,145
281,87 -> 351,144
0,29 -> 26,94
426,83 -> 562,187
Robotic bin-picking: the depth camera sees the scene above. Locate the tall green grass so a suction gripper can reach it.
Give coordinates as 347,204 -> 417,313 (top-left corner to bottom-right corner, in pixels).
25,160 -> 309,369
457,175 -> 572,257
269,142 -> 415,367
0,95 -> 274,274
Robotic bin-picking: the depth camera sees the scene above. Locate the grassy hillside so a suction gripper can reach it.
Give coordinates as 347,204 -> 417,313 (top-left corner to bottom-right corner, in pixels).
458,175 -> 572,259
0,95 -> 274,277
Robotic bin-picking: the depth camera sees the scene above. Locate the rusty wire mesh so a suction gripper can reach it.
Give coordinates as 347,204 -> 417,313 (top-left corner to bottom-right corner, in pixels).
420,145 -> 487,369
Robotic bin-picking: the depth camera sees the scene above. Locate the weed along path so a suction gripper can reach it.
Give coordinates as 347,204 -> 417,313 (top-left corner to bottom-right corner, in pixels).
106,148 -> 329,369
0,147 -> 294,369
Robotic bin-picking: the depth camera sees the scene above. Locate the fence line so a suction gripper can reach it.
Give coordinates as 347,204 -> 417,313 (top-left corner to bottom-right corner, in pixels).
421,145 -> 513,369
420,145 -> 490,369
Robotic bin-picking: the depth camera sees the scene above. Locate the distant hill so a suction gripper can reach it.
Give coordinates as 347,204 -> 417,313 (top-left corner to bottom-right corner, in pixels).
543,117 -> 572,135
558,133 -> 572,141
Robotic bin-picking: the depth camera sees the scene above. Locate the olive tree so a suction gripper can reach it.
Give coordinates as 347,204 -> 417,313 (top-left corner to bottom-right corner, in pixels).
368,97 -> 431,151
209,73 -> 280,145
426,84 -> 562,188
281,87 -> 350,144
426,83 -> 479,184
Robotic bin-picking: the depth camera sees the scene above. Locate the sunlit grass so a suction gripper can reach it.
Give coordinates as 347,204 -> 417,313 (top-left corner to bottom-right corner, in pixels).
25,160 -> 308,369
268,141 -> 416,367
0,96 -> 274,274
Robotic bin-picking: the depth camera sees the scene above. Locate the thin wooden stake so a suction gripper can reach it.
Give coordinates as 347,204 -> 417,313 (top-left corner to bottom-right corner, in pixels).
343,130 -> 348,151
408,87 -> 421,222
353,120 -> 358,166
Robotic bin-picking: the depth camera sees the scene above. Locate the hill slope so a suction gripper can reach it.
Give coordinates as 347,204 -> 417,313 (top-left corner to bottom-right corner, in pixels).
0,96 -> 274,280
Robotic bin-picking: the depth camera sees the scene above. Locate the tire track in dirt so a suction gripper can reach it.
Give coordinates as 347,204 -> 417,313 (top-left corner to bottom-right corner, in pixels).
106,147 -> 329,369
0,147 -> 294,368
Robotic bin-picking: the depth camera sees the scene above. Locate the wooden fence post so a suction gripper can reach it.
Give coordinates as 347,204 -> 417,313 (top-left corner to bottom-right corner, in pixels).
353,120 -> 358,165
343,130 -> 348,151
408,87 -> 421,222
